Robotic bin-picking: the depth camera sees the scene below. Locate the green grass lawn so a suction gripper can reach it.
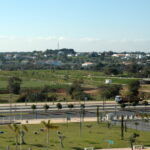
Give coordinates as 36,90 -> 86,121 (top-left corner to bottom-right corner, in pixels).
0,70 -> 138,90
0,70 -> 143,103
0,122 -> 149,150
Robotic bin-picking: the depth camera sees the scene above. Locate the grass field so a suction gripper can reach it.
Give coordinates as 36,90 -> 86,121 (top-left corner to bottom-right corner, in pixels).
0,70 -> 139,90
0,122 -> 149,150
0,70 -> 149,103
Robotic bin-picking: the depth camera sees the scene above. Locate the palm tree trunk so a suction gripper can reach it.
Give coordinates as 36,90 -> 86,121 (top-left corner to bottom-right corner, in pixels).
47,129 -> 50,148
121,115 -> 124,140
60,139 -> 64,148
130,142 -> 133,150
15,135 -> 18,150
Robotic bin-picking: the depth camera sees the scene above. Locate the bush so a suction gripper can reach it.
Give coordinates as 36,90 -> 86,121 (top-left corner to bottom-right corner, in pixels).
131,101 -> 138,106
47,94 -> 58,102
120,103 -> 126,109
17,93 -> 27,102
142,101 -> 149,105
26,90 -> 48,102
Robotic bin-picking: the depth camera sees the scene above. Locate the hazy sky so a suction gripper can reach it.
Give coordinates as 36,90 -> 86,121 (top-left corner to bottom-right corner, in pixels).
0,0 -> 150,52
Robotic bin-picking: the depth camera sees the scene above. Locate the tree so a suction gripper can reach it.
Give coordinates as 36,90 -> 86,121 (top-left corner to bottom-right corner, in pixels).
26,90 -> 48,102
57,131 -> 65,148
120,103 -> 126,110
31,104 -> 36,113
67,80 -> 84,100
8,77 -> 22,94
43,104 -> 50,112
104,66 -> 120,75
128,80 -> 140,98
8,124 -> 28,150
8,124 -> 20,150
121,115 -> 124,140
41,120 -> 58,149
129,133 -> 140,150
67,104 -> 74,110
31,104 -> 37,119
99,84 -> 122,99
19,125 -> 28,144
56,103 -> 62,110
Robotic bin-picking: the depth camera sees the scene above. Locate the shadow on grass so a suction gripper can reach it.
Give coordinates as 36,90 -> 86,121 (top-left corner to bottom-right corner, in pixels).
72,147 -> 83,150
95,146 -> 102,149
30,144 -> 45,147
84,140 -> 99,144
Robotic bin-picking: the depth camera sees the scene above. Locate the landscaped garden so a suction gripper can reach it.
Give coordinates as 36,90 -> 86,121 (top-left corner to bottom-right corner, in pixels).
0,122 -> 149,150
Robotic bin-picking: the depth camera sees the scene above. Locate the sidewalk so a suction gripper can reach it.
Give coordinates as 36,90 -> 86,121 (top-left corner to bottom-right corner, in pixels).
97,148 -> 150,150
17,117 -> 97,124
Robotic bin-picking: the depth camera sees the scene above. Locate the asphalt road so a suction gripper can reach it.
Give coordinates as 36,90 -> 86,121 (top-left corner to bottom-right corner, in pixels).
0,102 -> 149,131
0,103 -> 149,120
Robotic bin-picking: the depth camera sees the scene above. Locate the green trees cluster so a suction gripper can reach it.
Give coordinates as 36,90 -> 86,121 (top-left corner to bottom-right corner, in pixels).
8,77 -> 22,94
127,80 -> 140,98
17,90 -> 48,102
67,80 -> 91,100
99,84 -> 122,99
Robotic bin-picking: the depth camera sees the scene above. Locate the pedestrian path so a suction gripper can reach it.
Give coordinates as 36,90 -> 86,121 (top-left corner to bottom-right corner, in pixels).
96,148 -> 150,150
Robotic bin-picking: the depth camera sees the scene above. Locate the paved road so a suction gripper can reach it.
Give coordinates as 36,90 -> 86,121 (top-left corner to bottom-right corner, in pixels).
0,102 -> 149,131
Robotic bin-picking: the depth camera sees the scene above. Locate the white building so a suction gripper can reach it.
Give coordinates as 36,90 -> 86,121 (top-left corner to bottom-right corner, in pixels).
105,79 -> 112,84
82,62 -> 94,67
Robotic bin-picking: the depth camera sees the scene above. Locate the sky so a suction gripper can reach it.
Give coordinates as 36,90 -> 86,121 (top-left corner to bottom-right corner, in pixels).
0,0 -> 150,52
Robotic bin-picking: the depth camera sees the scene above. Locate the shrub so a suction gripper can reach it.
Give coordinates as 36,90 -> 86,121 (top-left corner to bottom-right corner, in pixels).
17,93 -> 27,102
131,101 -> 138,106
142,101 -> 149,105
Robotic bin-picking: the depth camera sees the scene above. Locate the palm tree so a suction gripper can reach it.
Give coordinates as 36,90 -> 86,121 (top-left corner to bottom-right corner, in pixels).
129,133 -> 140,150
20,125 -> 28,144
8,123 -> 28,149
129,136 -> 135,150
8,124 -> 20,150
57,131 -> 65,148
41,120 -> 58,148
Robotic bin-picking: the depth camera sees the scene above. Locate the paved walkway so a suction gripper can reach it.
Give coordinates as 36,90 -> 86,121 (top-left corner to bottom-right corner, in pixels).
16,117 -> 97,124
